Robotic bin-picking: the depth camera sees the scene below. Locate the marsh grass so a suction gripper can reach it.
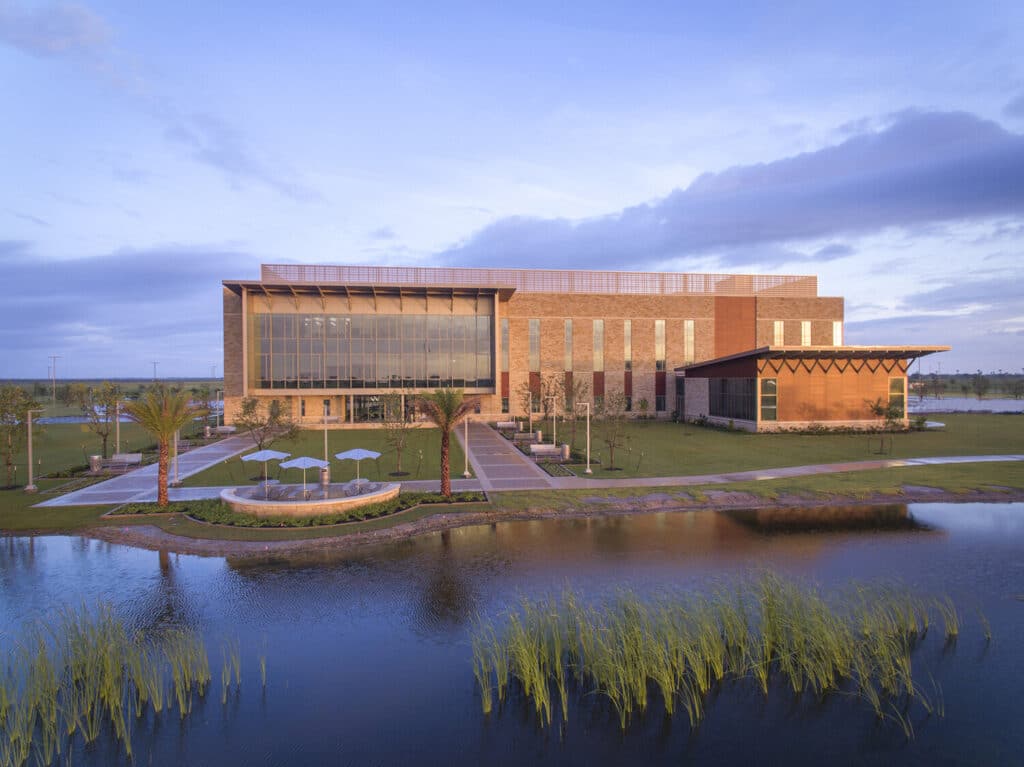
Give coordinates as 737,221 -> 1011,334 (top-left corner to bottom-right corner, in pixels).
472,573 -> 977,737
0,605 -> 248,767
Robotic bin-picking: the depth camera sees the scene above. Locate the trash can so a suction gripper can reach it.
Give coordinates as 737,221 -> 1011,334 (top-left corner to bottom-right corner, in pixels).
535,430 -> 543,442
560,443 -> 570,461
204,425 -> 212,438
88,455 -> 102,473
320,467 -> 330,487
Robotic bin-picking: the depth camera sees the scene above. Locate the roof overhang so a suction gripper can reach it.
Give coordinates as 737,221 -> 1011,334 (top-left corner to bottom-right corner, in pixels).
675,345 -> 951,375
223,280 -> 513,301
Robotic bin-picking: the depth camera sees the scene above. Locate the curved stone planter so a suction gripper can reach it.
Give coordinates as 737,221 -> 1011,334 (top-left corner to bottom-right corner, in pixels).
220,482 -> 400,518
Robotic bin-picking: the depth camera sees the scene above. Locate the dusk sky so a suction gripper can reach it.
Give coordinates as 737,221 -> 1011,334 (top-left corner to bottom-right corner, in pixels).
2,0 -> 1023,379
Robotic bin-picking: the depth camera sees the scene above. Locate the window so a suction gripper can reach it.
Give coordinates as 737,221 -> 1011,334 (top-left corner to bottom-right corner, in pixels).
800,321 -> 811,347
528,319 -> 540,372
833,321 -> 843,346
655,395 -> 666,412
300,398 -> 306,417
501,397 -> 509,414
709,378 -> 756,421
323,399 -> 331,417
624,396 -> 632,412
760,378 -> 777,421
683,319 -> 695,364
623,320 -> 632,371
500,318 -> 509,372
593,319 -> 604,372
889,377 -> 905,415
564,319 -> 573,371
594,394 -> 604,413
655,320 -> 666,371
773,320 -> 785,346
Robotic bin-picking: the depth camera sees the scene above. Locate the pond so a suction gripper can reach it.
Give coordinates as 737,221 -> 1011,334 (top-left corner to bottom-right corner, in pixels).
2,503 -> 1022,765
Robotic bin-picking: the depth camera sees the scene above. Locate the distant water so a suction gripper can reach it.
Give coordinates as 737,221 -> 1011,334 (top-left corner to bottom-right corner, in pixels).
909,396 -> 1024,413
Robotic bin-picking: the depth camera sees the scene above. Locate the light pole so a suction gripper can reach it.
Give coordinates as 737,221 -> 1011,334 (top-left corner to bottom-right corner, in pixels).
323,404 -> 329,463
48,355 -> 61,404
25,409 -> 44,493
546,396 -> 557,445
115,400 -> 121,455
216,389 -> 223,428
463,417 -> 471,478
577,402 -> 592,474
151,361 -> 159,381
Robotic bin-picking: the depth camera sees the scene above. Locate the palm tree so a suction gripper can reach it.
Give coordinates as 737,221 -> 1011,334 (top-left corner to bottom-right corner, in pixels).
126,384 -> 204,506
416,389 -> 480,499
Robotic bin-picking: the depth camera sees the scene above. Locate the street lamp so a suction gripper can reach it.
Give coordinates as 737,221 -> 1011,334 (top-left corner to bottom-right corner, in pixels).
25,409 -> 44,493
115,400 -> 121,455
463,417 -> 471,478
577,402 -> 592,474
545,396 -> 557,445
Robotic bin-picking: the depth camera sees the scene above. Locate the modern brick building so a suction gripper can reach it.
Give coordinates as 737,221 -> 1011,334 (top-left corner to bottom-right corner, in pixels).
222,264 -> 946,430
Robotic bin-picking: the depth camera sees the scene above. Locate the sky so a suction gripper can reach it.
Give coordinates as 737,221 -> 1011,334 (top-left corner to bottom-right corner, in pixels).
2,0 -> 1023,379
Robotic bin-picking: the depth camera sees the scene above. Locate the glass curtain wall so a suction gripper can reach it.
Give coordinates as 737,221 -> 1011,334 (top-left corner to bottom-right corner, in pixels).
249,313 -> 493,389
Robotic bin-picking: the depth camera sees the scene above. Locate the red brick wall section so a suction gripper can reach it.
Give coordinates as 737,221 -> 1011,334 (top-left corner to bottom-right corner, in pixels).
714,297 -> 756,357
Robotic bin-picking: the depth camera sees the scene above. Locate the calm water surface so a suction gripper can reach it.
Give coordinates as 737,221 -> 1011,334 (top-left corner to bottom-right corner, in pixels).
2,503 -> 1023,766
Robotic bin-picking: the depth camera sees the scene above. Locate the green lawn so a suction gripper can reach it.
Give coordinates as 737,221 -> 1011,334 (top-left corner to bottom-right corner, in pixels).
5,421 -> 157,483
182,427 -> 469,487
559,413 -> 1024,478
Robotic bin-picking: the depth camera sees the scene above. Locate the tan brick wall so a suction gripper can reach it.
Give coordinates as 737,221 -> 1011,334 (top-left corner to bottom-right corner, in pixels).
755,297 -> 844,347
223,288 -> 243,397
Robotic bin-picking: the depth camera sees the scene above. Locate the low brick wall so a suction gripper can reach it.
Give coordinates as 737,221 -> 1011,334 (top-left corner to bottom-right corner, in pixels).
220,483 -> 400,518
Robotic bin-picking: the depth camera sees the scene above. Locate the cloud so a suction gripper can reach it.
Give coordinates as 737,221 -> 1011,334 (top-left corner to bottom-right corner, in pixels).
368,226 -> 396,241
0,0 -> 108,58
0,244 -> 262,376
1005,93 -> 1024,119
439,111 -> 1024,270
3,209 -> 49,227
897,274 -> 1024,314
165,113 -> 321,202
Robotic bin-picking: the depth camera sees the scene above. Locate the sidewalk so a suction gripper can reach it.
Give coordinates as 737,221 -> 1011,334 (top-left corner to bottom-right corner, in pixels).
34,433 -> 257,507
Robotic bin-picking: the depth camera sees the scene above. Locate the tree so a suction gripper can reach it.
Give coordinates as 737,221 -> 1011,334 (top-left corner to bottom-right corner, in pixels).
595,390 -> 631,471
972,371 -> 989,400
514,380 -> 536,432
69,381 -> 121,458
416,389 -> 480,499
193,384 -> 217,430
559,376 -> 591,452
0,386 -> 42,487
382,392 -> 415,476
234,396 -> 298,451
865,396 -> 904,454
125,384 -> 203,506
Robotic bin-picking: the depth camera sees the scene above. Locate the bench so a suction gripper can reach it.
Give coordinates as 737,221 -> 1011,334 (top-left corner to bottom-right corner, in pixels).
496,420 -> 517,431
529,443 -> 563,462
100,453 -> 142,474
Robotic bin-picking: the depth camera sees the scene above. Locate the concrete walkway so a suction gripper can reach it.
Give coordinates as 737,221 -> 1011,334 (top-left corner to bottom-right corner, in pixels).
34,433 -> 257,507
33,421 -> 1024,507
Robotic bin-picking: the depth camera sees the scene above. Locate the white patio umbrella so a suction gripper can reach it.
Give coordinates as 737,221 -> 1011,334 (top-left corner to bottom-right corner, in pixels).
279,456 -> 329,493
240,449 -> 291,494
334,448 -> 381,482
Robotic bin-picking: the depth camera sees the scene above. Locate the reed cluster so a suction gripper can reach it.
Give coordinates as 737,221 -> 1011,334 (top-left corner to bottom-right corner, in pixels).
0,606 -> 229,767
472,574 -> 978,736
